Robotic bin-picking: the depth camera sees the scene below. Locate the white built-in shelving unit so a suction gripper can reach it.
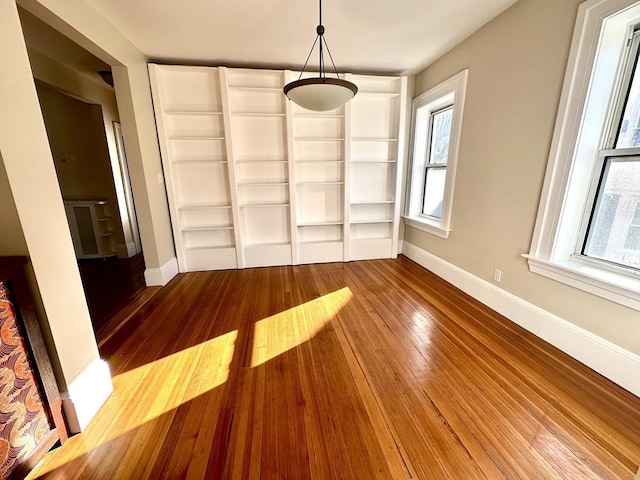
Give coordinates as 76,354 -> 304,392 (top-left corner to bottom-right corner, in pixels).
287,70 -> 347,265
223,68 -> 292,268
149,64 -> 408,272
348,74 -> 407,260
64,200 -> 116,259
149,66 -> 237,272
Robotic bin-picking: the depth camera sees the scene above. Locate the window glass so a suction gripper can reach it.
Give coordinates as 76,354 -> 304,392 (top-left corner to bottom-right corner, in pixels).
616,47 -> 640,148
422,167 -> 446,218
583,157 -> 640,267
623,202 -> 640,250
429,107 -> 453,165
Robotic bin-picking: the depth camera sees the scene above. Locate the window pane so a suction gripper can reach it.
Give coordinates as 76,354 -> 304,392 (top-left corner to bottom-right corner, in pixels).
616,47 -> 640,148
429,107 -> 453,165
583,157 -> 640,267
422,167 -> 446,218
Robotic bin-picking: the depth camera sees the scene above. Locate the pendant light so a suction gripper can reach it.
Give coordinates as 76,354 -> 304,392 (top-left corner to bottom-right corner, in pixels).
283,0 -> 357,111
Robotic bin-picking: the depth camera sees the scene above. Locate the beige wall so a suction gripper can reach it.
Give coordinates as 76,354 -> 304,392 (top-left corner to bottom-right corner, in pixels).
0,156 -> 28,256
0,0 -> 101,388
36,82 -> 126,245
406,0 -> 639,354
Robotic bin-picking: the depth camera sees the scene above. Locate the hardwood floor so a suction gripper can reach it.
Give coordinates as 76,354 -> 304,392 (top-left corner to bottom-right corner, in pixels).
28,257 -> 640,479
78,253 -> 146,340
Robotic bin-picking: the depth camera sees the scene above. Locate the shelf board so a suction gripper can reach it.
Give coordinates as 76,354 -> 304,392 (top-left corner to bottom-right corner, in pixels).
298,239 -> 344,245
240,203 -> 290,208
349,236 -> 393,242
244,241 -> 291,247
297,221 -> 343,227
96,217 -> 111,222
164,110 -> 223,116
294,137 -> 345,142
350,219 -> 393,224
182,225 -> 234,231
99,232 -> 113,237
355,92 -> 401,97
296,181 -> 344,185
238,181 -> 289,186
235,160 -> 288,164
350,200 -> 394,205
229,86 -> 283,92
168,135 -> 225,141
351,138 -> 398,142
179,203 -> 232,210
351,160 -> 397,164
293,113 -> 344,118
172,160 -> 228,165
295,160 -> 344,164
185,245 -> 235,250
232,112 -> 285,117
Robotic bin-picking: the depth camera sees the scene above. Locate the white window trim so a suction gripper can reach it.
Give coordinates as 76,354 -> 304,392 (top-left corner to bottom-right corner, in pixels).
403,69 -> 468,239
527,0 -> 640,310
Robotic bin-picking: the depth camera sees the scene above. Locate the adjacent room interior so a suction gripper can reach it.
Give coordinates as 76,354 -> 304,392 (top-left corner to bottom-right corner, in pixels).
1,0 -> 639,478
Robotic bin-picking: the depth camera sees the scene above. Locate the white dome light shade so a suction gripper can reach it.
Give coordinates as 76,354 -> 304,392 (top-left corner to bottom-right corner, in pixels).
284,77 -> 358,112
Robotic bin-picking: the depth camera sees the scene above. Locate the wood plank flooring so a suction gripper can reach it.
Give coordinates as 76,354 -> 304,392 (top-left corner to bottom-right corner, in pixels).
28,257 -> 640,479
78,253 -> 146,339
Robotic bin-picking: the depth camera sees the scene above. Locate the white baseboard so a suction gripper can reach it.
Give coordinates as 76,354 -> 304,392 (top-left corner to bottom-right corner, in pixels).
116,242 -> 138,259
144,257 -> 178,287
61,358 -> 113,433
397,240 -> 404,256
402,241 -> 640,397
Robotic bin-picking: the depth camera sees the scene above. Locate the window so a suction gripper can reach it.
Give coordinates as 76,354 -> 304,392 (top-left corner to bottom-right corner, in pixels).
580,29 -> 640,269
527,0 -> 640,309
404,70 -> 468,238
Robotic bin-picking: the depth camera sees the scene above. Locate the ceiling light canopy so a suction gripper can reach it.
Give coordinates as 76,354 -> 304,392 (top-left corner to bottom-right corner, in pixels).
283,1 -> 357,112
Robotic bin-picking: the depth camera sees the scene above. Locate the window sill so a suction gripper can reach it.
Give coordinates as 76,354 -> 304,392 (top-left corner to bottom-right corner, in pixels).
523,254 -> 640,310
403,216 -> 450,239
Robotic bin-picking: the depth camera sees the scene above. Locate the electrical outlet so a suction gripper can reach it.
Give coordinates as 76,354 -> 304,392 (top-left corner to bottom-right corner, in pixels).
493,268 -> 502,283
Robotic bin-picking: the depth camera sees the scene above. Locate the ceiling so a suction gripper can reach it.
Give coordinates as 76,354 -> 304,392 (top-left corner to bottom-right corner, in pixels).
84,0 -> 518,75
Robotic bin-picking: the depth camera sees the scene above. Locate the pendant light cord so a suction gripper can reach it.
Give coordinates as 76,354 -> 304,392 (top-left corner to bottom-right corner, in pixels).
296,0 -> 343,81
318,0 -> 324,78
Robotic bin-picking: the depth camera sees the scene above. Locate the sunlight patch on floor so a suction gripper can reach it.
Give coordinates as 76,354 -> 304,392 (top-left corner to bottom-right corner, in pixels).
251,287 -> 353,368
31,330 -> 237,478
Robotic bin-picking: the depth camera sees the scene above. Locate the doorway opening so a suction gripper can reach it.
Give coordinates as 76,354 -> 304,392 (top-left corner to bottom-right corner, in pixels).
18,7 -> 146,340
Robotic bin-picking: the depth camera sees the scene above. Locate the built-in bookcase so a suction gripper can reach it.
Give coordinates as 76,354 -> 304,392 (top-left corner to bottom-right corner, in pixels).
287,71 -> 346,264
348,74 -> 407,260
149,64 -> 407,272
222,68 -> 292,268
149,66 -> 237,272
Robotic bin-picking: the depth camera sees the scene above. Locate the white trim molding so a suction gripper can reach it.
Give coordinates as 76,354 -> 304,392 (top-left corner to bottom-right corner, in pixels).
403,217 -> 451,239
61,358 -> 113,433
403,241 -> 640,397
524,255 -> 640,310
144,256 -> 178,286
